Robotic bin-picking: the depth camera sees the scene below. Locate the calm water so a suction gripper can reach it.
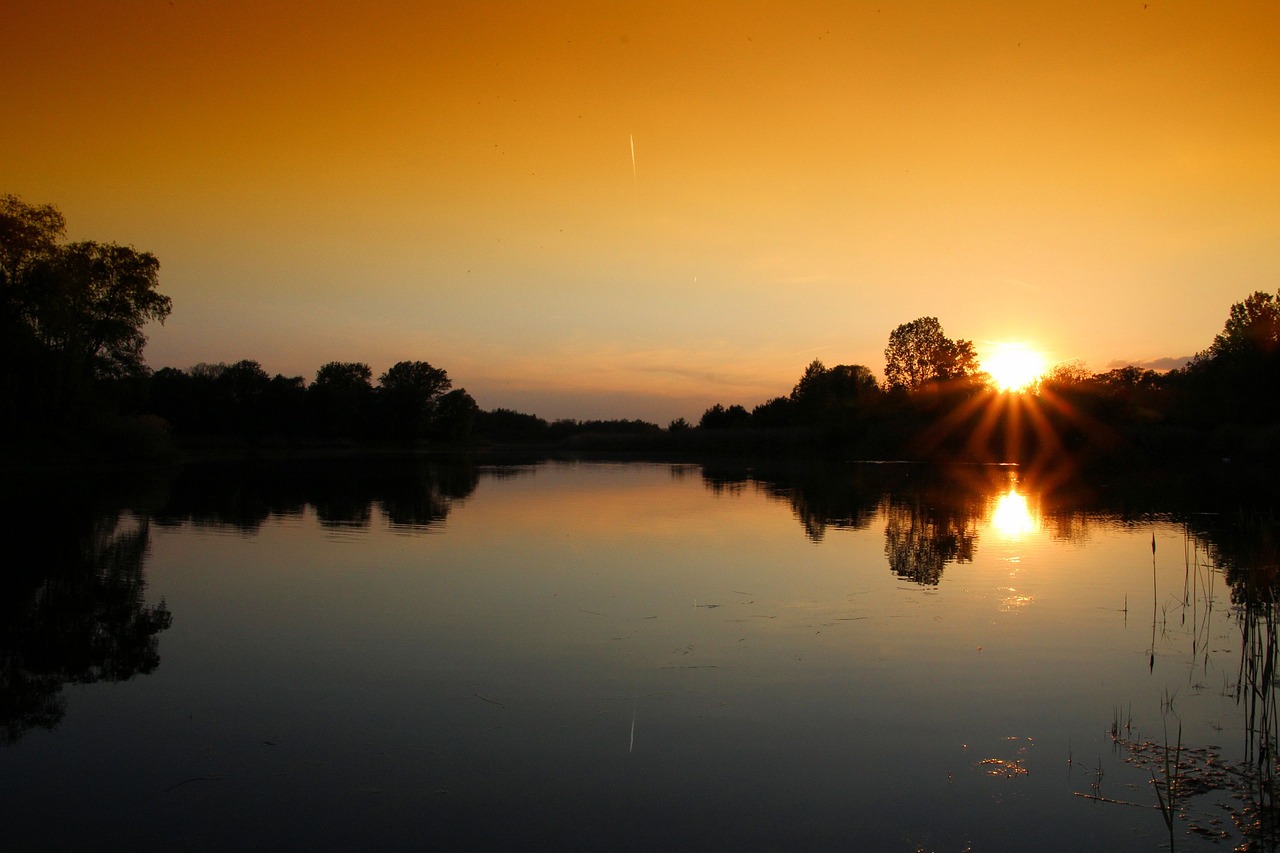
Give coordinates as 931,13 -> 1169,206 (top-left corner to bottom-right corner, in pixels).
3,457 -> 1278,851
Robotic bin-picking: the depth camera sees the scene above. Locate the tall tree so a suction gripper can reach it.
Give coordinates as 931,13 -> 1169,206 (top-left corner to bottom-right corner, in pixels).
1204,290 -> 1280,361
1189,290 -> 1280,424
0,195 -> 64,432
314,361 -> 373,389
377,360 -> 452,440
309,362 -> 374,439
432,387 -> 479,441
698,403 -> 750,429
0,196 -> 170,432
790,360 -> 880,413
0,194 -> 65,290
883,317 -> 980,391
31,241 -> 170,379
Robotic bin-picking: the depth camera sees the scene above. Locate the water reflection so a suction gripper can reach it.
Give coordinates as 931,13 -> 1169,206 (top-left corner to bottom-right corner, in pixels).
694,460 -> 1280,845
4,456 -> 1280,850
153,455 -> 480,533
701,462 -> 881,540
883,498 -> 979,585
991,489 -> 1036,539
1,485 -> 171,744
701,463 -> 993,585
0,456 -> 485,745
1186,510 -> 1280,841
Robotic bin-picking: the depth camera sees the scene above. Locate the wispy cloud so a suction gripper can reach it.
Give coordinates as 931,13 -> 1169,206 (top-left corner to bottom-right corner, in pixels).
1106,355 -> 1196,372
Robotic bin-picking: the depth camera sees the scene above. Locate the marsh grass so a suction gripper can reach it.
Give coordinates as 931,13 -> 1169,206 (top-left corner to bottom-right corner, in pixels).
1095,514 -> 1280,847
1235,573 -> 1280,845
1150,720 -> 1182,850
1109,703 -> 1133,742
1106,721 -> 1239,842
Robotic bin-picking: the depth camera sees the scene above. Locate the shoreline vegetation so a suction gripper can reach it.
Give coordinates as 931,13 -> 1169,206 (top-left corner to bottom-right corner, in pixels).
3,194 -> 1280,488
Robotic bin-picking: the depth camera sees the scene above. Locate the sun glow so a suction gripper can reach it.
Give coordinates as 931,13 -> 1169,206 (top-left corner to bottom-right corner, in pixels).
983,343 -> 1048,392
991,490 -> 1036,539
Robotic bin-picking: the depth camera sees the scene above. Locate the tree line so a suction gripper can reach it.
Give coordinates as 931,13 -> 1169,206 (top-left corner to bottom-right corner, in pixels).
3,193 -> 1277,465
0,195 -> 664,451
150,358 -> 478,444
147,357 -> 665,446
688,297 -> 1280,469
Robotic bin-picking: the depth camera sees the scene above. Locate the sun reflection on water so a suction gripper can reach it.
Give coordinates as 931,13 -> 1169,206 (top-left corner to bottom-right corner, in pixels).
991,489 -> 1036,539
998,588 -> 1035,612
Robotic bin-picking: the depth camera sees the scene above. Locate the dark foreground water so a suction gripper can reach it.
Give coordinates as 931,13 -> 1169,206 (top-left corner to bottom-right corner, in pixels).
3,456 -> 1278,851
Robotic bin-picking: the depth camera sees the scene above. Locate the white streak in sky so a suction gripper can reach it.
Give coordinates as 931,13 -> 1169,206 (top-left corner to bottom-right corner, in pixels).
629,706 -> 636,753
630,133 -> 637,194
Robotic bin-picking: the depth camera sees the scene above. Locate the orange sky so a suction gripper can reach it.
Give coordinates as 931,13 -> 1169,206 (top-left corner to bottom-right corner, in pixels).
6,1 -> 1278,422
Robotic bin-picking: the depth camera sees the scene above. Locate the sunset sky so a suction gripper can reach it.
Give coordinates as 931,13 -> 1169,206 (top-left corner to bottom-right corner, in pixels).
6,1 -> 1278,422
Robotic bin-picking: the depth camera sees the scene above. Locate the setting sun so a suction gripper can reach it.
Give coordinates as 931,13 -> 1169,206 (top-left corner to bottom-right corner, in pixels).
983,343 -> 1048,392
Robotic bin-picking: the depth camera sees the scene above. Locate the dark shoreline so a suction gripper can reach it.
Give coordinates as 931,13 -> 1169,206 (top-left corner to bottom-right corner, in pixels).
3,412 -> 1277,511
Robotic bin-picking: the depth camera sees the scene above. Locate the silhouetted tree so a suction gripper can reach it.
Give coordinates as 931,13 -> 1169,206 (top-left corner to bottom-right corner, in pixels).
308,361 -> 374,439
215,359 -> 272,434
315,361 -> 373,388
377,360 -> 451,441
262,372 -> 308,436
790,360 -> 881,418
1185,290 -> 1280,424
699,403 -> 750,429
547,418 -> 663,441
148,361 -> 306,439
148,366 -> 195,430
1039,359 -> 1091,388
1205,291 -> 1280,361
884,317 -> 980,391
744,396 -> 790,427
474,407 -> 549,443
0,195 -> 170,434
30,241 -> 171,379
431,387 -> 479,441
0,194 -> 64,280
0,195 -> 62,425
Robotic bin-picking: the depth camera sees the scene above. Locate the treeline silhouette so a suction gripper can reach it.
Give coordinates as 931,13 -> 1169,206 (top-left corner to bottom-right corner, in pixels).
684,297 -> 1280,472
4,194 -> 1278,469
146,359 -> 665,448
150,358 -> 482,445
0,194 -> 667,452
138,289 -> 1280,467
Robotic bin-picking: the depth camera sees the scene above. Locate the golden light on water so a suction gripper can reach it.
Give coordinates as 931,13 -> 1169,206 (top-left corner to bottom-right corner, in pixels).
983,343 -> 1048,392
991,489 -> 1036,539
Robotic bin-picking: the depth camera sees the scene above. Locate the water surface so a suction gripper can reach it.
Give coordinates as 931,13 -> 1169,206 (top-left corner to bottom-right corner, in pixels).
2,458 -> 1275,850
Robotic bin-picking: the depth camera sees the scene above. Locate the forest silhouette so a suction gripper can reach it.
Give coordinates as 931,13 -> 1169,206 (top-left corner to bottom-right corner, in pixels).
3,194 -> 1279,475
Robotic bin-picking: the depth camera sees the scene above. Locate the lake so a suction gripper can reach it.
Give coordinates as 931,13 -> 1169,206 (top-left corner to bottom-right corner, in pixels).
3,456 -> 1277,851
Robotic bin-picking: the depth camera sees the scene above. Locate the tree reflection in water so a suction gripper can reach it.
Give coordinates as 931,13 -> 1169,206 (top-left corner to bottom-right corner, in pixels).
1,499 -> 171,744
1102,509 -> 1280,847
701,459 -> 1280,845
704,462 -> 989,584
152,455 -> 481,533
1192,511 -> 1280,842
1,455 -> 482,745
883,498 -> 979,586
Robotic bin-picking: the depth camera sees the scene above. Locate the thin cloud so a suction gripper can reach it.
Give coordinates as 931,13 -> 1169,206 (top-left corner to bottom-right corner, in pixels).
1106,355 -> 1196,372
